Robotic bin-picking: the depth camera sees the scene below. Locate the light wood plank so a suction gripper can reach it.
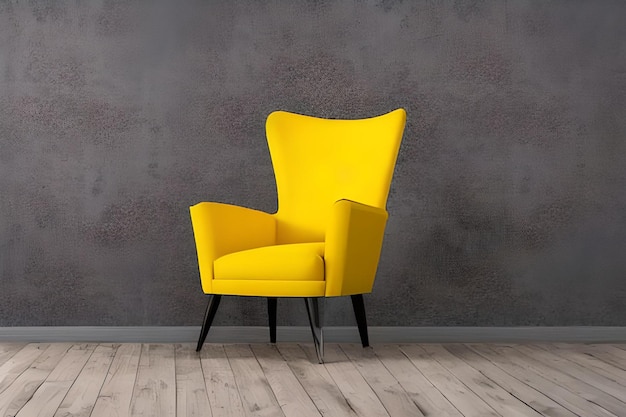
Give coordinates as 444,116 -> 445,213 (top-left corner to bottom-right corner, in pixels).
579,344 -> 626,371
174,344 -> 212,417
54,344 -> 118,417
47,344 -> 96,382
250,344 -> 321,417
0,343 -> 72,417
15,380 -> 73,417
577,345 -> 626,371
200,344 -> 245,417
468,344 -> 617,417
372,344 -> 463,417
319,343 -> 390,417
0,343 -> 49,395
400,344 -> 500,417
598,344 -> 626,360
515,344 -> 626,403
422,344 -> 544,417
276,343 -> 357,417
0,344 -> 27,367
546,343 -> 626,385
90,343 -> 142,417
130,344 -> 176,417
445,344 -> 578,417
497,344 -> 626,416
224,344 -> 285,417
613,344 -> 626,353
15,344 -> 96,417
340,344 -> 425,417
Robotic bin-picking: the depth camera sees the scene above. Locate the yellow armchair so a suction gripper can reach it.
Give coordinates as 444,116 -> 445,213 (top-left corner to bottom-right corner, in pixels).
190,108 -> 406,362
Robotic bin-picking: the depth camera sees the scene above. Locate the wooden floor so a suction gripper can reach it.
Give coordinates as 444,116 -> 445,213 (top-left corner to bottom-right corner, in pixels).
1,343 -> 625,416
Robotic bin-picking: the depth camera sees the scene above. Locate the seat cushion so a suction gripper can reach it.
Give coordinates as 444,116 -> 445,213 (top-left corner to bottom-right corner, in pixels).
214,242 -> 325,281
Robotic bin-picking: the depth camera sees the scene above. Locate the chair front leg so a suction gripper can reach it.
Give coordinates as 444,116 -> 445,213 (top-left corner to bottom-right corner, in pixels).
196,295 -> 222,352
304,297 -> 324,363
351,294 -> 369,347
268,297 -> 277,343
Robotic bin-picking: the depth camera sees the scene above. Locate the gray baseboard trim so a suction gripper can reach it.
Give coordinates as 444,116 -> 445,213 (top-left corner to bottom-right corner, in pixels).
1,326 -> 626,343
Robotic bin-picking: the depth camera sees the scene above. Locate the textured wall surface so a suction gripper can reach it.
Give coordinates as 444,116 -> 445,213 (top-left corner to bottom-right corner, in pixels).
1,0 -> 625,327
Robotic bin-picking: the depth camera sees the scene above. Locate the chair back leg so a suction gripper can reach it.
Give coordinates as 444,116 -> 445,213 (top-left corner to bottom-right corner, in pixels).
267,297 -> 277,343
304,297 -> 324,363
351,294 -> 369,347
196,295 -> 222,352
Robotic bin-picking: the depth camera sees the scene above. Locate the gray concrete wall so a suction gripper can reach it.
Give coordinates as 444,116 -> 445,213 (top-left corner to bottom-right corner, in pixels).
1,0 -> 625,327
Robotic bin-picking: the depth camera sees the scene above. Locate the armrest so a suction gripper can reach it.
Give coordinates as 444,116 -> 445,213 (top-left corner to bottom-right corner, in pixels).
324,199 -> 388,297
190,202 -> 276,293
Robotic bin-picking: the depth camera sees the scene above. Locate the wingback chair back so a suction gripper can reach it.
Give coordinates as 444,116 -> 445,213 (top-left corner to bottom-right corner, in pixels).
267,109 -> 406,245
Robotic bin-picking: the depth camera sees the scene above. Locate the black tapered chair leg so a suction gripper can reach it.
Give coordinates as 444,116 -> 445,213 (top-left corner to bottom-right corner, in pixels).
196,295 -> 222,352
268,297 -> 277,343
351,294 -> 369,347
304,297 -> 324,363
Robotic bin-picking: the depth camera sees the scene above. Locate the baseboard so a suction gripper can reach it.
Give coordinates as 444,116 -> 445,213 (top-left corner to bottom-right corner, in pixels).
1,326 -> 625,343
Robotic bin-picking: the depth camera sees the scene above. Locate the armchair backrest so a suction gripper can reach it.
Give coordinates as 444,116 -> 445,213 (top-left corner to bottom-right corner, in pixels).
266,109 -> 406,244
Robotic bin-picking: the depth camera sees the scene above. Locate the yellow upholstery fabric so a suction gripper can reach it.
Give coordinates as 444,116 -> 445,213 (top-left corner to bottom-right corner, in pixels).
267,109 -> 406,244
324,199 -> 388,296
190,108 -> 406,298
189,202 -> 275,293
214,243 -> 325,281
211,280 -> 326,298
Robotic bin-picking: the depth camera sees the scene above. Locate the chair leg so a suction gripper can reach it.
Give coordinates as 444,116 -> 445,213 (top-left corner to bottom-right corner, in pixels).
196,295 -> 222,352
351,294 -> 369,347
304,297 -> 324,363
268,297 -> 277,343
